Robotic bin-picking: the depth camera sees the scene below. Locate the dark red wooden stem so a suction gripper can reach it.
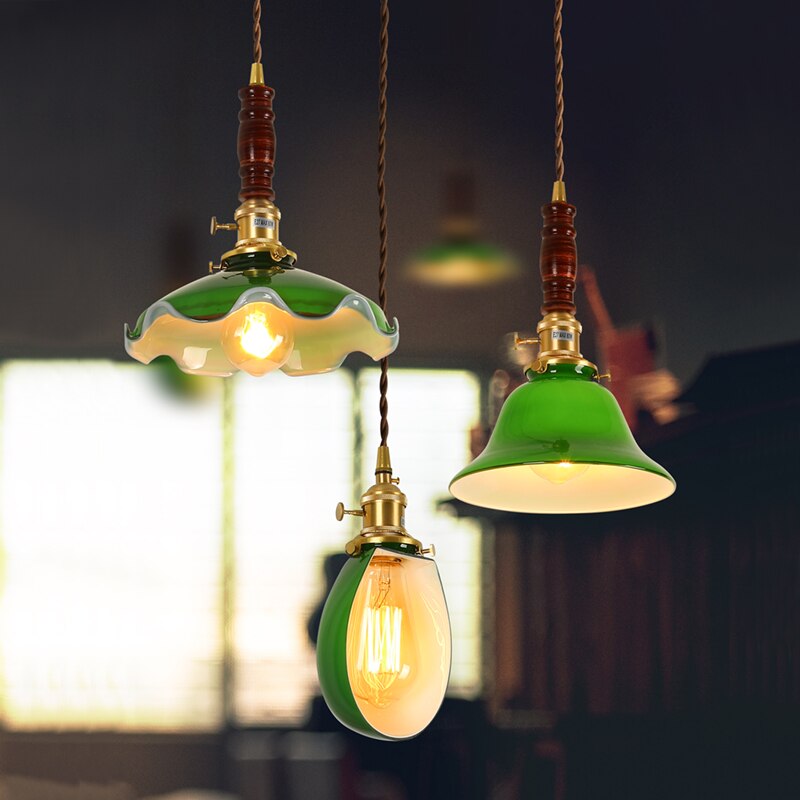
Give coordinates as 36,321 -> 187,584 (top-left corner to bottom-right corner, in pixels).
539,201 -> 577,315
238,84 -> 276,202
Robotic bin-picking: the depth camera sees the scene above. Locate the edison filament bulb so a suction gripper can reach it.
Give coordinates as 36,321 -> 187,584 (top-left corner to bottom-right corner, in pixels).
319,546 -> 451,740
348,555 -> 417,709
222,303 -> 294,376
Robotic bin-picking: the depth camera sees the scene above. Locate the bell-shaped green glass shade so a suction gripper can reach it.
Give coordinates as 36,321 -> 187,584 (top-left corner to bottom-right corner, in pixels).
450,363 -> 676,513
125,253 -> 398,377
407,239 -> 520,288
316,546 -> 451,741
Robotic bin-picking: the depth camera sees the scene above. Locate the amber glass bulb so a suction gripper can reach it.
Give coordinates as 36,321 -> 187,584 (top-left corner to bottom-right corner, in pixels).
222,303 -> 294,376
346,555 -> 420,709
529,461 -> 591,485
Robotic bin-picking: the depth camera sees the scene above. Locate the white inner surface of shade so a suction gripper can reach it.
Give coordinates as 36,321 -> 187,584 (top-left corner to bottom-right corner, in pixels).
451,462 -> 675,514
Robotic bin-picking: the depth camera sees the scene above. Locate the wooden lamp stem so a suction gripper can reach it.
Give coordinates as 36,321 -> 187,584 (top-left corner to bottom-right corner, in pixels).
238,82 -> 276,202
539,200 -> 577,315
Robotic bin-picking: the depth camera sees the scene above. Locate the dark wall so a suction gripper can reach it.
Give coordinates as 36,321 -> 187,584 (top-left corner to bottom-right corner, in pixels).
491,387 -> 800,798
0,1 -> 799,381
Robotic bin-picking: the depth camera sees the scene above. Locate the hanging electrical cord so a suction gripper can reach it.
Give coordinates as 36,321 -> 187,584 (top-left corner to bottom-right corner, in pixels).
377,0 -> 390,447
318,2 -> 452,739
553,0 -> 565,182
253,0 -> 263,64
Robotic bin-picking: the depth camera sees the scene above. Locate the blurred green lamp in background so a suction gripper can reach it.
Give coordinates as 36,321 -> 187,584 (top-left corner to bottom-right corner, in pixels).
449,0 -> 675,513
407,171 -> 519,288
125,4 -> 397,377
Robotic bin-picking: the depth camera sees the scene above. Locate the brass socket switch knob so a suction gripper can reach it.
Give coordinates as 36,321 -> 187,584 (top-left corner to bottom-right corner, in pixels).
335,502 -> 365,522
210,216 -> 238,235
421,544 -> 436,557
597,372 -> 612,382
514,333 -> 540,349
208,261 -> 221,273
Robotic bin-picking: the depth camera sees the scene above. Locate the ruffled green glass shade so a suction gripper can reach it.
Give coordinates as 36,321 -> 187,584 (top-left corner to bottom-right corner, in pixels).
407,239 -> 519,288
450,363 -> 676,513
125,253 -> 399,377
317,545 -> 451,741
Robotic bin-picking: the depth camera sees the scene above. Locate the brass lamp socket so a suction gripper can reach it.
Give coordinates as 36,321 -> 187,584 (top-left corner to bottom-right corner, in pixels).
525,312 -> 598,375
217,199 -> 298,265
537,311 -> 583,358
337,446 -> 425,557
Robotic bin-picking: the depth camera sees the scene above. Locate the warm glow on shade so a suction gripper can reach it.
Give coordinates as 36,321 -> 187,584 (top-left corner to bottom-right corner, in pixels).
127,299 -> 397,378
125,268 -> 399,378
223,304 -> 293,376
456,462 -> 673,513
530,461 -> 590,484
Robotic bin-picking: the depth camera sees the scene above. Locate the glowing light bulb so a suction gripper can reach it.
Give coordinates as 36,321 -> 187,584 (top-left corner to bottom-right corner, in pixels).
318,545 -> 451,740
349,556 -> 414,709
530,461 -> 590,485
222,303 -> 294,376
240,310 -> 283,359
353,559 -> 410,707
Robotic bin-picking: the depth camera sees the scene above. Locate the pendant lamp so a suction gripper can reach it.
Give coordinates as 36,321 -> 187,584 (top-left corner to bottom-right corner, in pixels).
124,2 -> 398,377
316,1 -> 451,740
407,171 -> 519,288
450,0 -> 675,513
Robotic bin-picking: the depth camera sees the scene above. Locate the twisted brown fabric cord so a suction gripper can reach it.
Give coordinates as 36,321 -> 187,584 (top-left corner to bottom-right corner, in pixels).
253,0 -> 262,64
377,0 -> 390,448
554,0 -> 565,181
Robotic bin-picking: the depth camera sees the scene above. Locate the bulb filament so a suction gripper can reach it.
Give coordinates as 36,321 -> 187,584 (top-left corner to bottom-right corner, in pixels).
239,310 -> 283,359
355,559 -> 404,707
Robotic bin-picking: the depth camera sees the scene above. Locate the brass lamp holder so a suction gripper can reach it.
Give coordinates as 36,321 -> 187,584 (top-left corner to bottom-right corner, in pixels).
514,181 -> 610,382
208,63 -> 297,273
336,446 -> 434,558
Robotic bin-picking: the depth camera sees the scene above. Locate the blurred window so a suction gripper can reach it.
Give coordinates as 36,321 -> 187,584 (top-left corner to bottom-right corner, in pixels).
0,362 -> 482,730
357,369 -> 483,700
0,362 -> 224,730
231,371 -> 355,724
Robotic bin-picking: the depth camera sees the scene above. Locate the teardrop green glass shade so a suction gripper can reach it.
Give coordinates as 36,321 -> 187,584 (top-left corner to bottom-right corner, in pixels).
407,239 -> 520,288
317,546 -> 451,741
125,253 -> 398,377
449,363 -> 676,513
